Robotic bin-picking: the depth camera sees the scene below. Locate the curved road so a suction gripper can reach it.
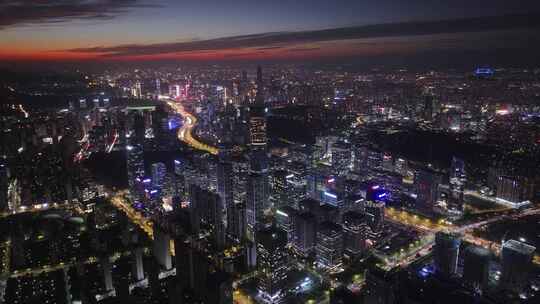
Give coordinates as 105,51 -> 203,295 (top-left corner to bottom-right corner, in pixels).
164,98 -> 218,155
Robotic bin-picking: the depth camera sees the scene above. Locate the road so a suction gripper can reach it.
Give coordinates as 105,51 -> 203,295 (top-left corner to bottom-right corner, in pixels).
387,205 -> 540,267
109,191 -> 154,240
233,289 -> 255,304
74,132 -> 90,163
106,130 -> 119,153
5,250 -> 136,280
164,98 -> 219,155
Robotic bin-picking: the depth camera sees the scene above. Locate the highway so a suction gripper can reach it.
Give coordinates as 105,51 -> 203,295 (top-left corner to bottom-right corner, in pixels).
106,130 -> 119,153
164,98 -> 219,155
109,191 -> 154,240
386,205 -> 540,267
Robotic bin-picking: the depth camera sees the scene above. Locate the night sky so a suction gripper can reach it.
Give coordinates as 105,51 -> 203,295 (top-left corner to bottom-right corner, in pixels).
1,0 -> 540,64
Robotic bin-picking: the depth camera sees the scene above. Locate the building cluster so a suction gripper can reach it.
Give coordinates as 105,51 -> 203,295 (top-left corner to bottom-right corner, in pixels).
0,65 -> 539,303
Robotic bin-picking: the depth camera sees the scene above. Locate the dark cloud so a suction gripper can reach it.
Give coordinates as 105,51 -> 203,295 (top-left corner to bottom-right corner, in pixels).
287,47 -> 321,52
255,46 -> 285,51
0,0 -> 158,29
67,13 -> 540,57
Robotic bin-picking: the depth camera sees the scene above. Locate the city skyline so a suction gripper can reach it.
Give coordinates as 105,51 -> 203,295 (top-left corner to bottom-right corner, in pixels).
1,2 -> 540,304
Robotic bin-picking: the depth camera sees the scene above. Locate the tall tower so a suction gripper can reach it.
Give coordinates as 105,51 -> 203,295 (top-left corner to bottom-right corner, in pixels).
218,162 -> 234,238
217,146 -> 235,239
248,107 -> 267,150
256,226 -> 289,303
433,231 -> 461,277
250,65 -> 267,149
246,66 -> 269,238
246,151 -> 270,237
155,78 -> 161,96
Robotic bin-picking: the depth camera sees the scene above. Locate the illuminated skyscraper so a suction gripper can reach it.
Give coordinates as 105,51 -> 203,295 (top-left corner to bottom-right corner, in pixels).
276,206 -> 297,244
151,162 -> 167,188
249,66 -> 267,149
316,221 -> 343,269
364,200 -> 385,238
217,158 -> 234,237
246,151 -> 270,236
132,81 -> 142,99
248,107 -> 267,149
331,141 -> 352,174
155,78 -> 161,96
256,226 -> 289,303
272,169 -> 289,209
448,156 -> 466,215
342,211 -> 368,257
126,144 -> 145,189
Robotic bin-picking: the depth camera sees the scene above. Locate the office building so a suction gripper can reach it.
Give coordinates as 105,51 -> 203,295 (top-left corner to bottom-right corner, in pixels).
293,212 -> 317,256
496,175 -> 535,205
275,206 -> 297,244
342,211 -> 368,257
256,226 -> 289,303
331,141 -> 352,174
316,221 -> 343,269
462,245 -> 491,291
272,169 -> 289,209
153,228 -> 172,270
364,200 -> 385,238
433,231 -> 461,277
126,144 -> 145,189
246,151 -> 270,235
414,168 -> 442,211
500,239 -> 536,293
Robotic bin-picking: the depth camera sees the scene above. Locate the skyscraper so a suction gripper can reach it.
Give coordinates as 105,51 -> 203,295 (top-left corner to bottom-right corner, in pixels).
331,141 -> 352,174
433,231 -> 461,277
414,168 -> 442,211
462,245 -> 491,291
272,169 -> 289,209
126,144 -> 145,189
207,190 -> 226,249
364,200 -> 385,239
496,175 -> 535,205
246,151 -> 270,236
276,206 -> 297,244
153,228 -> 173,270
248,108 -> 267,149
249,66 -> 267,149
447,156 -> 466,215
500,239 -> 536,293
151,162 -> 174,198
256,226 -> 289,303
293,212 -> 317,256
342,211 -> 369,257
316,221 -> 343,269
217,158 -> 234,238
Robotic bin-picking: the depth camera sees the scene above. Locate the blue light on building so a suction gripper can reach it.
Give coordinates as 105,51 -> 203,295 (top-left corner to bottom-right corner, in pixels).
418,265 -> 435,278
475,67 -> 494,77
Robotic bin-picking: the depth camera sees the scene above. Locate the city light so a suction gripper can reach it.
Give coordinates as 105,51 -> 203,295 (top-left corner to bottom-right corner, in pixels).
3,14 -> 539,303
